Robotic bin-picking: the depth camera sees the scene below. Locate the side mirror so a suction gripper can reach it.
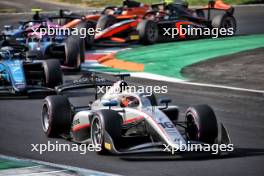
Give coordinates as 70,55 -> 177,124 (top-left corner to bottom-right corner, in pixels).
102,100 -> 118,109
159,98 -> 171,109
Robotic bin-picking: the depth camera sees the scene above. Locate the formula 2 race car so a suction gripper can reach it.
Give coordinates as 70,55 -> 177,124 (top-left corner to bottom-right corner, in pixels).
1,9 -> 96,69
0,38 -> 62,97
42,74 -> 231,155
96,0 -> 150,29
95,0 -> 237,45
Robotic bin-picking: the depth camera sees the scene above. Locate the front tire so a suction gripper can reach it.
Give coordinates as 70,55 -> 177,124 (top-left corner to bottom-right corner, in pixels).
42,95 -> 72,137
42,59 -> 63,88
91,109 -> 123,155
186,105 -> 218,144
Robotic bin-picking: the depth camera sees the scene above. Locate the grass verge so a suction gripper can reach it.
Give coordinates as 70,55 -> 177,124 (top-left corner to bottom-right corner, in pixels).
116,34 -> 264,79
54,0 -> 263,7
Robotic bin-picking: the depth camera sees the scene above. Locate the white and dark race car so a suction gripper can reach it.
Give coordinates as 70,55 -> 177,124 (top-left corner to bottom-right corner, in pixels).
42,74 -> 231,155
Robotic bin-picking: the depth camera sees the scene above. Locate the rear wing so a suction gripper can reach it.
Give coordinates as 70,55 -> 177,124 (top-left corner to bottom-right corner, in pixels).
199,0 -> 234,15
0,35 -> 28,53
55,72 -> 130,99
56,73 -> 113,92
207,0 -> 232,10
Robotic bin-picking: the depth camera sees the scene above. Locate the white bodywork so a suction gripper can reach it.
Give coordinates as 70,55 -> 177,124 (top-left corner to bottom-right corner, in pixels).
72,80 -> 185,149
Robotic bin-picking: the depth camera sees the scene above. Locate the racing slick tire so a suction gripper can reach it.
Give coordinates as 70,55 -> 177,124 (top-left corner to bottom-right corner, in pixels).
75,21 -> 95,49
137,20 -> 158,45
212,14 -> 237,35
42,59 -> 63,88
96,15 -> 117,30
42,95 -> 72,137
91,109 -> 123,155
64,35 -> 82,68
72,23 -> 85,65
102,6 -> 117,15
185,105 -> 218,144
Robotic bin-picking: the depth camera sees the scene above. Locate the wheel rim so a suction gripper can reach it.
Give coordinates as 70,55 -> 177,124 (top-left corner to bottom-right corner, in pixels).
91,117 -> 103,146
147,23 -> 157,42
186,113 -> 199,141
42,105 -> 50,132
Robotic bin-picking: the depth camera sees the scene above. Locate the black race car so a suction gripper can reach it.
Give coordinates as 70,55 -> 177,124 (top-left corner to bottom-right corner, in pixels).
95,0 -> 237,45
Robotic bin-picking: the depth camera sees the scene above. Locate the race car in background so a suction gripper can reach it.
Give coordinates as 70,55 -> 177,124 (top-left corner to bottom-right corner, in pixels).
41,74 -> 231,155
95,0 -> 237,45
1,9 -> 97,69
96,0 -> 150,30
0,36 -> 62,97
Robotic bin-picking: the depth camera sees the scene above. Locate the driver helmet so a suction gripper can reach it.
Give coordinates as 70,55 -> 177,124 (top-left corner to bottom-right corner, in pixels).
120,95 -> 139,108
25,22 -> 35,31
123,0 -> 142,8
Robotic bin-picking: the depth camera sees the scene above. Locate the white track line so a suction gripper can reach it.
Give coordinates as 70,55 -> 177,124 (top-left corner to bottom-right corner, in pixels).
16,169 -> 67,176
130,72 -> 264,94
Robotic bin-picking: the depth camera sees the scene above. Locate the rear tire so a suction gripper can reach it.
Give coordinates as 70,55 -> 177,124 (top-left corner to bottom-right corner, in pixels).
212,14 -> 237,35
186,105 -> 218,144
137,20 -> 158,45
91,109 -> 123,155
42,95 -> 72,137
64,35 -> 82,68
42,59 -> 63,88
75,21 -> 95,50
96,15 -> 117,30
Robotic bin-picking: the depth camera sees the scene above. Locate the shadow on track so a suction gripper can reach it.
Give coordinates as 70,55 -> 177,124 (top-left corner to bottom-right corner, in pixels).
119,147 -> 264,161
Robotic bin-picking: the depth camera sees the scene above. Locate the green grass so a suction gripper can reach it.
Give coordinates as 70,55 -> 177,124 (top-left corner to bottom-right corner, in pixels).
0,8 -> 17,13
0,159 -> 36,170
55,0 -> 262,7
116,34 -> 264,79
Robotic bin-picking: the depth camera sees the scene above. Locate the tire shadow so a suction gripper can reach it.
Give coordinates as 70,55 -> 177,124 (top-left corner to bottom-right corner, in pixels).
119,147 -> 264,161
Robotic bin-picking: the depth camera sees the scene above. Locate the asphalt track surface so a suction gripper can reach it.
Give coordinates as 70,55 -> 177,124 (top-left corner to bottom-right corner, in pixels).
0,1 -> 264,176
182,47 -> 264,90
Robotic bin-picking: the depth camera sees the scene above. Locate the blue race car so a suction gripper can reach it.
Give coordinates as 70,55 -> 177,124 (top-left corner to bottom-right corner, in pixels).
0,37 -> 63,97
1,9 -> 94,69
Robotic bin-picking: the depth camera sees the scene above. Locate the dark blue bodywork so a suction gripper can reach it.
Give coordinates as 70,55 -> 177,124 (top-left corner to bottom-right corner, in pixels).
0,46 -> 56,96
2,22 -> 66,61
